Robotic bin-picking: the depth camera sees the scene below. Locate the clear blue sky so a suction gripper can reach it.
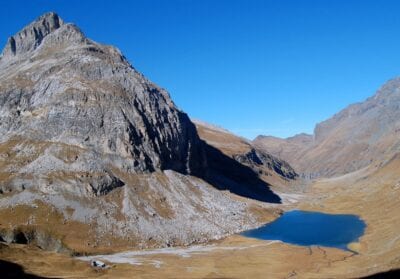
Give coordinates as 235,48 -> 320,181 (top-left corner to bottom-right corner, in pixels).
1,0 -> 400,139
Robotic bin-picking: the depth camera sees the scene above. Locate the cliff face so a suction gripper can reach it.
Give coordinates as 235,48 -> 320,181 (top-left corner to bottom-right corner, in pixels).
0,12 -> 205,196
254,78 -> 400,178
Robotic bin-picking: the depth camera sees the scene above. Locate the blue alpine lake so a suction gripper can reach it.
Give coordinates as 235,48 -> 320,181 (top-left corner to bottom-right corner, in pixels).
241,210 -> 366,250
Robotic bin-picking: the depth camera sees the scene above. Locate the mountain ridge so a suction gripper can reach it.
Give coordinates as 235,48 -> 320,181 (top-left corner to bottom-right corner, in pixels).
254,77 -> 400,177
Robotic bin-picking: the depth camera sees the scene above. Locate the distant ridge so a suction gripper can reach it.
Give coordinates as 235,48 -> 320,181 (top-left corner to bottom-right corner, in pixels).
254,77 -> 400,178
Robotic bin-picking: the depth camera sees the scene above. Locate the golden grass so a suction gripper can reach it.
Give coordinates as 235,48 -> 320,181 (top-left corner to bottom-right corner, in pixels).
195,123 -> 252,156
0,156 -> 399,278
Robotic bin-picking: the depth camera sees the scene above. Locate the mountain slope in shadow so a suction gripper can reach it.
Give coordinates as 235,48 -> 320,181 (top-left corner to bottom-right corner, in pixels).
202,143 -> 281,203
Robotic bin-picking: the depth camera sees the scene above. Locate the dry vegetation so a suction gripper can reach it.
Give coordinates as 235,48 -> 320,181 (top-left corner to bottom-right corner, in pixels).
0,154 -> 397,278
194,121 -> 252,156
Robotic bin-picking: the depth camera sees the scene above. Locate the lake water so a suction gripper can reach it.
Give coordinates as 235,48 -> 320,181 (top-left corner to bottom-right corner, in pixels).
241,210 -> 366,250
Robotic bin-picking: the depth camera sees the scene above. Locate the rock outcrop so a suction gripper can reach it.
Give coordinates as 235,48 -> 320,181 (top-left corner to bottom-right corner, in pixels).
1,12 -> 63,59
234,148 -> 297,180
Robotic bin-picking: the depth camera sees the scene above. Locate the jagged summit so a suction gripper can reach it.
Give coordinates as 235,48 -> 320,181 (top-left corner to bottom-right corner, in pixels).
0,12 -> 205,180
1,12 -> 66,59
0,11 -> 208,198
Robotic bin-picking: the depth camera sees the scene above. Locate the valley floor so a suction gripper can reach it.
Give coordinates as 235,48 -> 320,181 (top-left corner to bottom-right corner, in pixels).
1,157 -> 400,279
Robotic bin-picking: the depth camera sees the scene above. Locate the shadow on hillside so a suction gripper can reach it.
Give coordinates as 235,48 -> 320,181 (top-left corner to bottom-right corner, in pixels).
201,143 -> 281,204
0,259 -> 53,279
360,269 -> 400,278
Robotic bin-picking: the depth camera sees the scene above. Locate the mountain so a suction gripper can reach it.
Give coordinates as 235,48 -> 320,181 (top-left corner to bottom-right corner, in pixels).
253,133 -> 313,174
0,13 -> 283,254
0,12 -> 204,192
194,120 -> 297,188
254,78 -> 400,178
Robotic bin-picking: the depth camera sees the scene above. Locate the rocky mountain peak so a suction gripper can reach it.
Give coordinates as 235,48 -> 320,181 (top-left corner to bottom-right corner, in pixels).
374,77 -> 400,100
0,12 -> 205,196
1,12 -> 66,59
